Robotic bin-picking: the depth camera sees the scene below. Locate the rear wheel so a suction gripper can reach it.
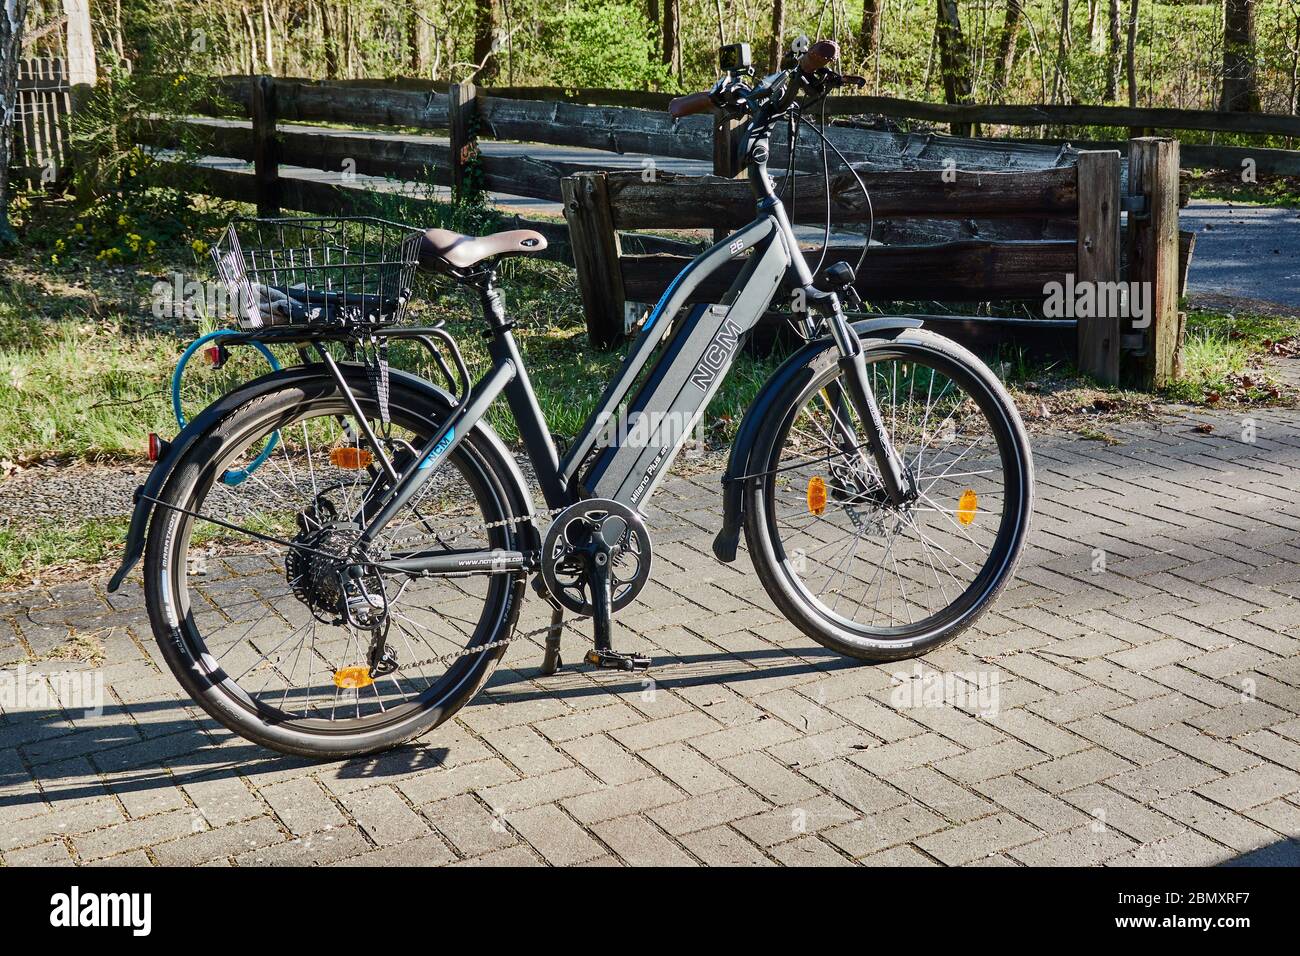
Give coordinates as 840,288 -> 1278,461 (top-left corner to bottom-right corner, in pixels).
144,368 -> 527,758
744,329 -> 1033,661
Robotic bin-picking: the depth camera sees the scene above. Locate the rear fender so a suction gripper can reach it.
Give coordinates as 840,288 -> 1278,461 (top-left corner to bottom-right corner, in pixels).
107,364 -> 536,591
712,317 -> 923,562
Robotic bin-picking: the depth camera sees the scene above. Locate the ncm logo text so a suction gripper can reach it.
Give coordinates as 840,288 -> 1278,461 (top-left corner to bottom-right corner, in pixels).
689,317 -> 742,392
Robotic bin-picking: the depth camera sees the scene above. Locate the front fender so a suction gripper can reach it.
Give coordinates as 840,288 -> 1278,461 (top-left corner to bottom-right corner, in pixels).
107,363 -> 535,592
712,316 -> 923,563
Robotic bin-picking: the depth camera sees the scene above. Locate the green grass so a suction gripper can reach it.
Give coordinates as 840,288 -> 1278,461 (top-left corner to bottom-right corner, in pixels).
3,233 -> 1295,467
1186,171 -> 1300,208
1163,309 -> 1299,405
0,211 -> 780,464
0,294 -> 182,462
1182,309 -> 1300,347
0,516 -> 132,585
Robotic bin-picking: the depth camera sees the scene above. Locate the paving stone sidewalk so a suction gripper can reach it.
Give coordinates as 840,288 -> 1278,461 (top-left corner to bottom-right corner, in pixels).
2,401 -> 1299,867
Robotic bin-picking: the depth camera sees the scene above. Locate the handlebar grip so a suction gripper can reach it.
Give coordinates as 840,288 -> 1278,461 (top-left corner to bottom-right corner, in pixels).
798,39 -> 840,73
668,91 -> 716,119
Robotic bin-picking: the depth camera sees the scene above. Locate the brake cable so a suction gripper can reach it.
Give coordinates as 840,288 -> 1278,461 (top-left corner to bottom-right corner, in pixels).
776,73 -> 876,303
811,90 -> 833,279
797,104 -> 875,288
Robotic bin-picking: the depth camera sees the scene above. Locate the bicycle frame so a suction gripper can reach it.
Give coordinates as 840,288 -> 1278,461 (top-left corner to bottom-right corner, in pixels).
349,214 -> 791,568
344,95 -> 913,576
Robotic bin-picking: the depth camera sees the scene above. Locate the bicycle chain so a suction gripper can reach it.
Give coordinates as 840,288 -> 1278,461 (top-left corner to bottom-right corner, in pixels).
382,502 -> 568,552
385,502 -> 571,672
395,619 -> 559,672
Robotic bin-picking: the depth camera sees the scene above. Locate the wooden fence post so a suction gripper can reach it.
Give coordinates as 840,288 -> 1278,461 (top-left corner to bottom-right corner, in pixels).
63,0 -> 97,94
250,75 -> 279,217
1075,150 -> 1123,385
1126,137 -> 1182,389
712,110 -> 743,243
449,81 -> 479,201
562,172 -> 626,349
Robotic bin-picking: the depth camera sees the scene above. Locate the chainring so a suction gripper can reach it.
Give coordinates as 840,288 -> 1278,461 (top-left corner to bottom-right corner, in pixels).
540,498 -> 652,616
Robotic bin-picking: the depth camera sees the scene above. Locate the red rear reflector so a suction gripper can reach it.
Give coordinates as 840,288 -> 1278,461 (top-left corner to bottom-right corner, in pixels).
203,345 -> 222,365
147,433 -> 164,462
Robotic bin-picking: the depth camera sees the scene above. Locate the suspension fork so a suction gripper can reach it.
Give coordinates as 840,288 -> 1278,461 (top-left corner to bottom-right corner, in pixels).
766,182 -> 915,506
820,302 -> 916,508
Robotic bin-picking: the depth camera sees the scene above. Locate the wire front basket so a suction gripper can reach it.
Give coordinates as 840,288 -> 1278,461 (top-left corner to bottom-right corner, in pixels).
211,217 -> 424,330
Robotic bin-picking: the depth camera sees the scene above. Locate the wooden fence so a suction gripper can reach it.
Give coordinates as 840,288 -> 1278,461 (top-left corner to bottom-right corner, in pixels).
136,75 -> 1194,387
564,144 -> 1181,387
205,76 -> 1300,174
822,94 -> 1300,177
12,57 -> 73,186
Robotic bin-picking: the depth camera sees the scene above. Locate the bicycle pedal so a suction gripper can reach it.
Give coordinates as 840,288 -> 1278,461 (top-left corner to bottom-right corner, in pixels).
583,648 -> 652,671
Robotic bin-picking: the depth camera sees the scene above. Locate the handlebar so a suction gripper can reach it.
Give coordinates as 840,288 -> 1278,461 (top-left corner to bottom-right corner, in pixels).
667,91 -> 717,119
665,36 -> 837,119
798,39 -> 839,73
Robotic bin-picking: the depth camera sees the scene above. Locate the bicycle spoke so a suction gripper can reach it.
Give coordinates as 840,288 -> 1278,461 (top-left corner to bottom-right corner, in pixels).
768,351 -> 1014,634
159,394 -> 513,732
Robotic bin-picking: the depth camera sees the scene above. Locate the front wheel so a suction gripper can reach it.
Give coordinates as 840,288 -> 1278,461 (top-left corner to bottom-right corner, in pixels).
744,329 -> 1033,661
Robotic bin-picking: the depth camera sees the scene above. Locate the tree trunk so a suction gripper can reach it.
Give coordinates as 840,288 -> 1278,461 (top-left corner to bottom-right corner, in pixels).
261,0 -> 275,75
112,0 -> 124,59
1125,0 -> 1139,107
662,0 -> 679,77
860,0 -> 882,61
0,0 -> 30,245
993,0 -> 1023,95
1221,0 -> 1260,111
647,0 -> 660,59
769,0 -> 785,72
1053,0 -> 1071,102
1104,0 -> 1120,101
241,6 -> 259,74
318,2 -> 339,79
935,0 -> 973,134
1290,13 -> 1300,114
472,0 -> 498,82
407,10 -> 424,75
345,5 -> 356,77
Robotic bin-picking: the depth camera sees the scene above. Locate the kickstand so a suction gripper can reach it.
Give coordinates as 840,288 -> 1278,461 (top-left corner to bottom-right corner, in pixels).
539,604 -> 564,676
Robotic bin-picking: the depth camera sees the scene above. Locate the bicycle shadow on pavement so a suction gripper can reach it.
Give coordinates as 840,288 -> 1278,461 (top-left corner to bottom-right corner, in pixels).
1,696 -> 451,810
478,641 -> 869,706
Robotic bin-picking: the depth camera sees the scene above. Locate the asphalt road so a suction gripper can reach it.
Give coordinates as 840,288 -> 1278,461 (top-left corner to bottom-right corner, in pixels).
1180,200 -> 1300,310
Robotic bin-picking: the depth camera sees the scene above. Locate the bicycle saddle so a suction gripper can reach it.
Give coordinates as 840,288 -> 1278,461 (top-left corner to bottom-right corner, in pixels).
419,228 -> 548,272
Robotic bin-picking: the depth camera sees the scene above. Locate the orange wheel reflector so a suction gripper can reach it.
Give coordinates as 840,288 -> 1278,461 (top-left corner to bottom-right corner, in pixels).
956,489 -> 978,525
333,666 -> 375,689
330,447 -> 374,469
807,476 -> 828,516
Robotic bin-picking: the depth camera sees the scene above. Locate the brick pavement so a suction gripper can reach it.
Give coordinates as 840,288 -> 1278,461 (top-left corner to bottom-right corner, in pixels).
2,401 -> 1299,866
